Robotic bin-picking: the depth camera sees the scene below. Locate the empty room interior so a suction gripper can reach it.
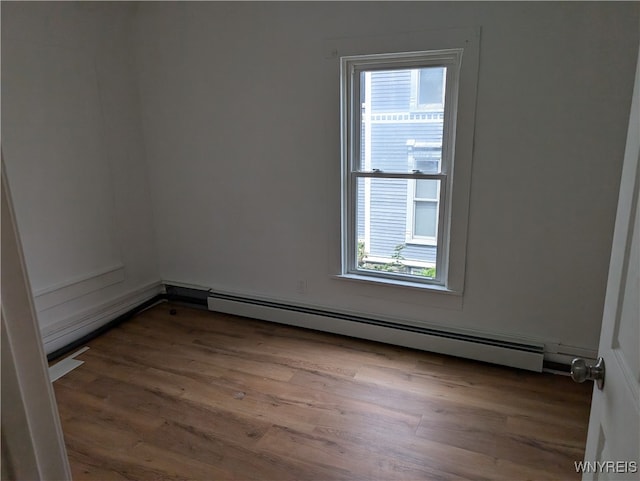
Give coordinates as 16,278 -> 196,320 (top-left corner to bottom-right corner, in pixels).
2,1 -> 639,480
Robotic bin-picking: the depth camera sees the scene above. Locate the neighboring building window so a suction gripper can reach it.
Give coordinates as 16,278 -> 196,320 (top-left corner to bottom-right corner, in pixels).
406,140 -> 442,245
412,67 -> 446,110
341,49 -> 465,288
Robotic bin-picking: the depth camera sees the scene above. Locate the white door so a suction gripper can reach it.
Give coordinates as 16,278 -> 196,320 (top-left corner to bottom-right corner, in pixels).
578,48 -> 640,480
1,158 -> 71,480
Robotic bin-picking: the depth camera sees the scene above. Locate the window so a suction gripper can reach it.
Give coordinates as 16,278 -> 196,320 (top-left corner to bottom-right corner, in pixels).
341,49 -> 468,289
412,67 -> 446,110
406,140 -> 442,245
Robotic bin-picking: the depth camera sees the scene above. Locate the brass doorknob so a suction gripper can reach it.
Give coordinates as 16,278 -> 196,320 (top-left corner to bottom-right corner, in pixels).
571,357 -> 605,390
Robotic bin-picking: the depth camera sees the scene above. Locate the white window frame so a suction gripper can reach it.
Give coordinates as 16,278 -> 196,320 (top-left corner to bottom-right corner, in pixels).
342,50 -> 460,287
334,27 -> 480,295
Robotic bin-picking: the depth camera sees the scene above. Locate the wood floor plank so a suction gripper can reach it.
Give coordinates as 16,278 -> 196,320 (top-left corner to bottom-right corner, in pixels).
67,450 -> 177,481
149,420 -> 356,481
90,328 -> 299,383
53,303 -> 592,481
129,307 -> 425,376
257,424 -> 470,481
66,432 -> 230,481
354,363 -> 591,424
54,382 -> 165,433
83,375 -> 272,447
506,415 -> 589,448
415,356 -> 592,403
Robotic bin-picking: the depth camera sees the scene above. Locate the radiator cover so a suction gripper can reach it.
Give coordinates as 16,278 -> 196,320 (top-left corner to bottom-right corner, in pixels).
206,291 -> 544,372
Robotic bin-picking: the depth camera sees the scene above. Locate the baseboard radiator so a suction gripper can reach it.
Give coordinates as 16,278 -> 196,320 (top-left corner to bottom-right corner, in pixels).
206,291 -> 544,372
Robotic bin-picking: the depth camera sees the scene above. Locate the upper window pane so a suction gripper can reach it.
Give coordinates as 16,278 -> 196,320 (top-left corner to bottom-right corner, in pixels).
358,68 -> 445,173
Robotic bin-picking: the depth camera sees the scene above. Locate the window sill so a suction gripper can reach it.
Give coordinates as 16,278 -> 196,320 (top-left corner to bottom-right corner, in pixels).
333,273 -> 462,296
405,239 -> 438,247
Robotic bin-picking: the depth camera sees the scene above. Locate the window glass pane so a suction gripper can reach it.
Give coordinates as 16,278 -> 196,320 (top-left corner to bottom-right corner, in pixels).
414,202 -> 437,238
408,141 -> 441,173
356,178 -> 437,279
419,67 -> 445,105
359,68 -> 445,173
416,179 -> 438,199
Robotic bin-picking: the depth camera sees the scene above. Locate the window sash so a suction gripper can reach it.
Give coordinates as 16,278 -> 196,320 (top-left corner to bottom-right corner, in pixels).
347,52 -> 459,175
347,172 -> 448,284
342,49 -> 462,287
352,172 -> 446,180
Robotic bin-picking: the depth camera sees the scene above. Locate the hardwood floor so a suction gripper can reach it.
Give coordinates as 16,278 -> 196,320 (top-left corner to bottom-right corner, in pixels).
52,303 -> 592,481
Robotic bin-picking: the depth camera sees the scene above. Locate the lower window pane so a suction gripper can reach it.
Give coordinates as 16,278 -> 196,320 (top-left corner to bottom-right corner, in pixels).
356,178 -> 438,279
416,179 -> 438,199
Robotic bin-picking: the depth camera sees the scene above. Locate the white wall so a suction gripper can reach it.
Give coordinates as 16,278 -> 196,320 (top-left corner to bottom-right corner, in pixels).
134,2 -> 639,357
2,2 -> 160,353
2,2 -> 637,361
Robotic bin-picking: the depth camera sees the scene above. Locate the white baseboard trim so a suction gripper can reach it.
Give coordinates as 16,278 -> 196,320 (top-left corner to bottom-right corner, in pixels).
544,346 -> 598,365
41,281 -> 163,354
206,292 -> 545,372
165,281 -> 598,370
